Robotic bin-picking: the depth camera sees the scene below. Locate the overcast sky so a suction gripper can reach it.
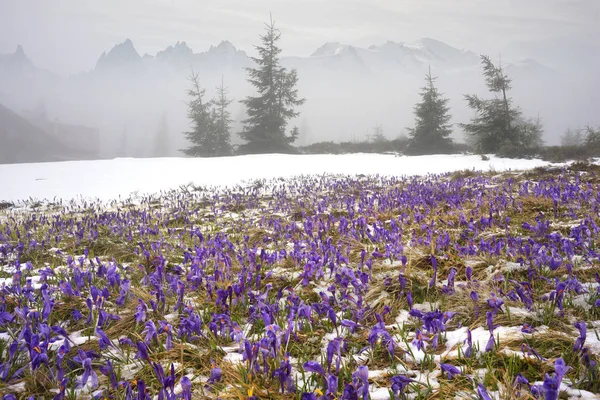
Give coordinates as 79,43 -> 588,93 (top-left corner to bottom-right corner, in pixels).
1,0 -> 598,75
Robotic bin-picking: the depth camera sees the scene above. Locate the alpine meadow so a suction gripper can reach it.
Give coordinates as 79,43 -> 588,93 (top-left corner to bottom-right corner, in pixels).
1,2 -> 600,400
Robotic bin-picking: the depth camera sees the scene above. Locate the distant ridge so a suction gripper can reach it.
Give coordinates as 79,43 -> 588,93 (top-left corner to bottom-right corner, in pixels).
0,103 -> 77,164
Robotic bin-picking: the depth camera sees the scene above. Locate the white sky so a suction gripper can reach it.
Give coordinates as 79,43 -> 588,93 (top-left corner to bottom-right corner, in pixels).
0,0 -> 598,74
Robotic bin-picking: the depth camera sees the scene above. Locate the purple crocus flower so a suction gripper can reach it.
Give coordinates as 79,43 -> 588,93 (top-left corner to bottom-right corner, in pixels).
442,268 -> 457,294
440,363 -> 462,380
521,343 -> 546,361
466,266 -> 473,281
207,361 -> 222,385
368,320 -> 396,358
99,359 -> 118,389
341,382 -> 358,400
115,279 -> 130,306
398,274 -> 407,291
542,358 -> 570,400
485,312 -> 496,353
96,327 -> 113,350
406,290 -> 413,309
521,323 -> 535,334
27,334 -> 49,371
573,321 -> 586,352
136,379 -> 150,400
582,348 -> 597,370
514,373 -> 530,390
487,293 -> 504,312
412,329 -> 429,352
352,365 -> 369,400
477,383 -> 493,400
341,319 -> 359,333
464,328 -> 473,358
85,298 -> 94,325
54,377 -> 68,400
135,341 -> 151,362
0,312 -> 13,324
76,349 -> 98,389
470,291 -> 479,302
180,376 -> 192,400
303,361 -> 326,377
553,282 -> 566,316
390,375 -> 414,399
513,374 -> 538,398
119,337 -> 135,347
158,320 -> 174,350
515,285 -> 534,310
143,320 -> 158,344
326,338 -> 343,374
272,353 -> 294,393
135,300 -> 148,324
327,374 -> 339,397
429,255 -> 438,289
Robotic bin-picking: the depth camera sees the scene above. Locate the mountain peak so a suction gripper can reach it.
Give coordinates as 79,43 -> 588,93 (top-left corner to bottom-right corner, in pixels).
208,40 -> 238,55
13,45 -> 32,65
369,41 -> 407,52
407,38 -> 466,60
96,39 -> 141,70
217,40 -> 235,50
0,44 -> 33,69
156,41 -> 193,61
311,42 -> 352,57
15,45 -> 25,57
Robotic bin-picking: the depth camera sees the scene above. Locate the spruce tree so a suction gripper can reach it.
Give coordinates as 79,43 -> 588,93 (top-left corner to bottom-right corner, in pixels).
560,128 -> 585,147
461,55 -> 543,155
407,68 -> 453,154
239,16 -> 305,154
585,126 -> 600,149
181,70 -> 216,157
211,78 -> 234,156
153,112 -> 169,157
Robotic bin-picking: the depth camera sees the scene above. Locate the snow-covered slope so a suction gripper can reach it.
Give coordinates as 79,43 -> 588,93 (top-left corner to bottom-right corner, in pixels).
0,154 -> 557,202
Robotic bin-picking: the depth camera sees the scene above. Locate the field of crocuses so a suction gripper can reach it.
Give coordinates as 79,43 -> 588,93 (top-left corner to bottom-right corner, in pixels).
1,164 -> 600,399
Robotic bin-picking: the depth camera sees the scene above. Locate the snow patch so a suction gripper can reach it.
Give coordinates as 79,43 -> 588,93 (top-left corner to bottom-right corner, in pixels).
0,154 -> 560,202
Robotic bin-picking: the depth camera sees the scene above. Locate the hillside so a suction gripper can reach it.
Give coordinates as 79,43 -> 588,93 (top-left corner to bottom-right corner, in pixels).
0,102 -> 74,164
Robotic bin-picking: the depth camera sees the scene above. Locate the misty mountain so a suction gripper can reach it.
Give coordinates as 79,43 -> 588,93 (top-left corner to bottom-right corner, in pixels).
0,45 -> 33,71
95,39 -> 250,73
0,37 -> 597,161
304,38 -> 479,73
89,37 -> 479,77
0,45 -> 60,112
96,39 -> 142,70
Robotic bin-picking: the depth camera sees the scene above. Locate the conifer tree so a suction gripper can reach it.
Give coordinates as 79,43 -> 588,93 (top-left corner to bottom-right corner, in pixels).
239,16 -> 305,154
369,124 -> 387,143
211,78 -> 234,156
181,70 -> 216,157
407,68 -> 453,154
153,112 -> 169,157
461,55 -> 543,155
560,128 -> 585,147
585,126 -> 600,149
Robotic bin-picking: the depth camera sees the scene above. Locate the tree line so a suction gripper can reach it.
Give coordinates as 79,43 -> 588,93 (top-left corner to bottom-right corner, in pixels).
182,16 -> 304,157
180,16 -> 593,159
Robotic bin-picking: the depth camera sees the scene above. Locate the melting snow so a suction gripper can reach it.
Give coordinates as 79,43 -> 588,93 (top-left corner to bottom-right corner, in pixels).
0,154 -> 559,202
